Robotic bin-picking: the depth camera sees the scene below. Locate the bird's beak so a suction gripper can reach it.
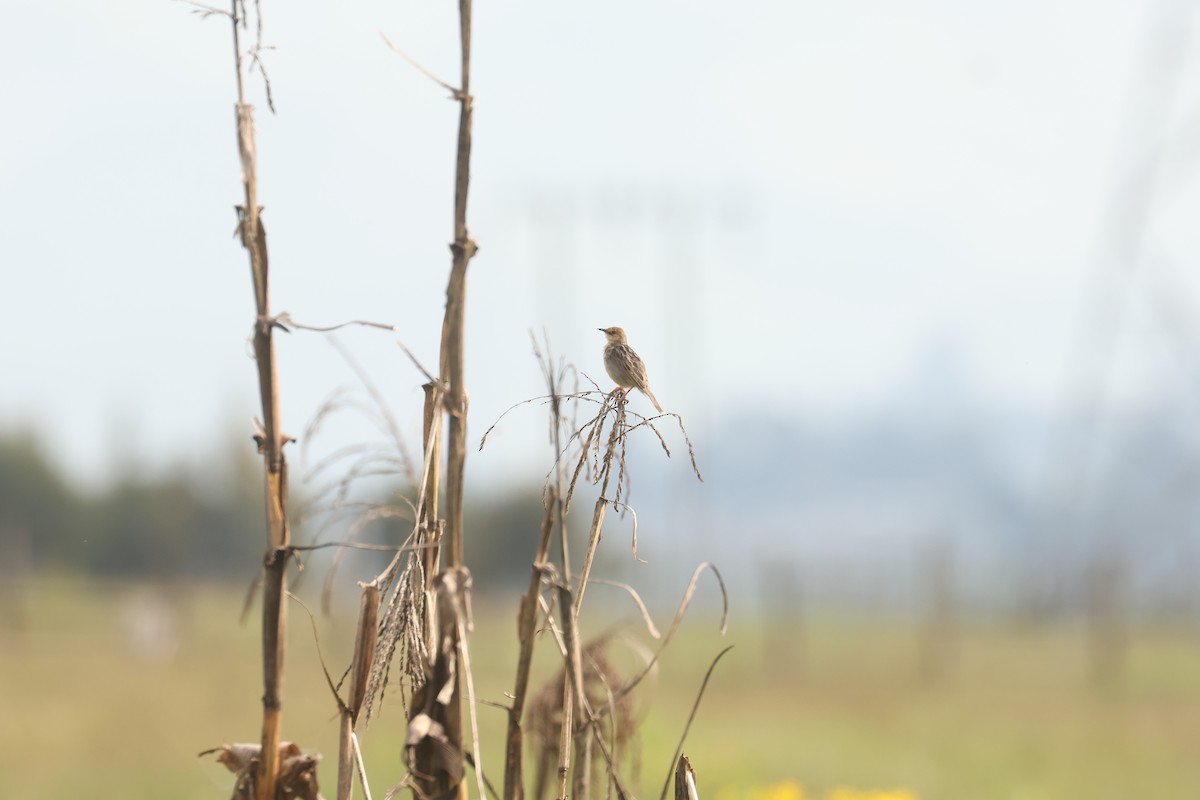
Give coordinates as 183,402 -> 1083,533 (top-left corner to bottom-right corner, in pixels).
597,328 -> 605,332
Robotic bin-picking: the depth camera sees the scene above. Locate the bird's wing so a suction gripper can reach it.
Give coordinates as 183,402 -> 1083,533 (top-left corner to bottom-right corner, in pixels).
626,346 -> 649,387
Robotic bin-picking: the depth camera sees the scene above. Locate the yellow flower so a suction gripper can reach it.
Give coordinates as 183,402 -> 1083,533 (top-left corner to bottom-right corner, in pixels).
721,782 -> 918,800
825,787 -> 861,800
743,780 -> 806,800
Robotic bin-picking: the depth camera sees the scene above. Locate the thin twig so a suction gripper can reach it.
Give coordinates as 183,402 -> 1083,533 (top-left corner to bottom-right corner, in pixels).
175,0 -> 233,18
273,312 -> 441,386
379,31 -> 464,98
291,541 -> 418,553
288,591 -> 350,715
590,579 -> 661,638
598,563 -> 728,720
275,313 -> 397,334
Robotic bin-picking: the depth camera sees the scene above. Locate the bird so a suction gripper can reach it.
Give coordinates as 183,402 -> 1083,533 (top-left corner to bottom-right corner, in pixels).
599,326 -> 664,413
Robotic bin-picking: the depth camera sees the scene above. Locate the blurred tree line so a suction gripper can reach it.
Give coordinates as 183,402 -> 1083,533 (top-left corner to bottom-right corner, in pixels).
0,430 -> 561,588
0,431 -> 265,581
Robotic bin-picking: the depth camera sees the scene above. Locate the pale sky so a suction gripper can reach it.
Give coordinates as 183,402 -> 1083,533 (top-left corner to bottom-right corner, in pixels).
3,0 -> 1200,490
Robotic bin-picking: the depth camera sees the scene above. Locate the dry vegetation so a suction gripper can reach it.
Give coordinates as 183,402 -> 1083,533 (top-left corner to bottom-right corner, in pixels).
186,2 -> 720,799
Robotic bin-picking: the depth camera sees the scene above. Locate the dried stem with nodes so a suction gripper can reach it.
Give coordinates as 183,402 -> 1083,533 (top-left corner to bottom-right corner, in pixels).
218,1 -> 293,796
346,0 -> 481,797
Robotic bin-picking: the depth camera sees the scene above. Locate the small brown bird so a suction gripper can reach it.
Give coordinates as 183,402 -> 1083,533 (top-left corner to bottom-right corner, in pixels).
599,326 -> 663,413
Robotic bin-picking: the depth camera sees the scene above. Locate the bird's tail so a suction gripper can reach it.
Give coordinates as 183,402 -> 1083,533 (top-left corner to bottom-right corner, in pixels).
642,387 -> 664,414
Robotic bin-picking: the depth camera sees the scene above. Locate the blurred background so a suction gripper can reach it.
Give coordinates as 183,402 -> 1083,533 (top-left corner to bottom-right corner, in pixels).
4,0 -> 1200,798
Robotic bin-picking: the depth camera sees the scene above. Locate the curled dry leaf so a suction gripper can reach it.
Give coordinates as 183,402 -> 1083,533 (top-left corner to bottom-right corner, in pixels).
199,742 -> 323,800
405,711 -> 464,784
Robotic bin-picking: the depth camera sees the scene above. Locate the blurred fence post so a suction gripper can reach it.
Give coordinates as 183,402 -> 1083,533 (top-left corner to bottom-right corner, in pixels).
758,558 -> 805,679
1086,550 -> 1126,690
917,536 -> 956,686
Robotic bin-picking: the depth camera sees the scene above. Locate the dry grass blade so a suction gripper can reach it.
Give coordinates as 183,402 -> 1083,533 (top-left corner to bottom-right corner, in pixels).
321,506 -> 415,614
658,646 -> 733,800
671,562 -> 729,637
599,563 -> 728,715
269,314 -> 440,390
288,591 -> 350,716
573,494 -> 610,616
246,0 -> 275,113
297,498 -> 409,568
565,413 -> 603,512
396,341 -> 442,387
326,335 -> 417,487
379,31 -> 462,97
537,590 -> 569,657
626,415 -> 671,459
309,453 -> 411,511
292,540 -> 413,554
590,579 -> 660,638
347,585 -> 381,722
558,682 -> 574,800
477,388 -> 605,457
274,312 -> 396,334
301,411 -> 386,466
352,732 -> 374,800
625,413 -> 703,482
239,571 -> 262,625
583,698 -> 634,800
176,0 -> 233,18
374,400 -> 443,588
448,570 -> 489,800
610,501 -> 644,562
588,658 -> 620,800
675,416 -> 703,483
338,585 -> 380,800
478,395 -> 557,451
475,387 -> 609,511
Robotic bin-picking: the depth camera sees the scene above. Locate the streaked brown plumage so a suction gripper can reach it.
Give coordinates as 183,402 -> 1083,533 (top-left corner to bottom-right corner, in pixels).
599,326 -> 663,413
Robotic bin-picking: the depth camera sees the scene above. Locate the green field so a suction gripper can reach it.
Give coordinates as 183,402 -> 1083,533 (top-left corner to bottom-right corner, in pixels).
2,578 -> 1199,799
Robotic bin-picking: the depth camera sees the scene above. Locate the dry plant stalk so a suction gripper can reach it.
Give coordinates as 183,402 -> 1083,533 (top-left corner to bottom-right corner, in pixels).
213,2 -> 294,797
420,383 -> 444,647
415,0 -> 478,794
439,0 -> 477,572
673,756 -> 698,800
554,580 -> 590,800
338,585 -> 380,800
357,1 -> 479,796
503,490 -> 558,800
